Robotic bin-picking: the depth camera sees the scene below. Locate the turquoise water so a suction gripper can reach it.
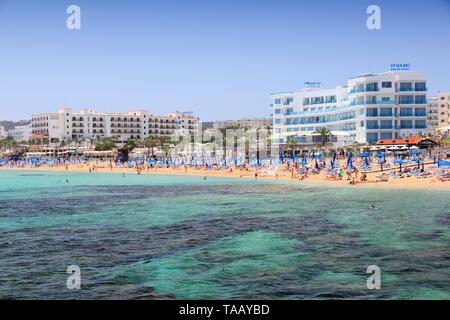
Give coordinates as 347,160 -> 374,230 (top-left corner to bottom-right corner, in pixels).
0,170 -> 449,299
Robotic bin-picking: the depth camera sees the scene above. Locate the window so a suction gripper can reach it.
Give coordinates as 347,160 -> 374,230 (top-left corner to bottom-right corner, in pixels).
415,95 -> 426,104
415,107 -> 426,116
379,108 -> 392,117
400,120 -> 413,129
382,82 -> 392,88
366,133 -> 378,143
380,132 -> 393,139
400,82 -> 413,91
366,108 -> 378,117
366,120 -> 378,129
380,120 -> 393,129
274,99 -> 281,105
275,109 -> 281,115
366,82 -> 379,92
415,82 -> 426,91
284,97 -> 294,105
325,96 -> 336,103
399,95 -> 414,104
415,120 -> 427,129
366,96 -> 377,104
400,108 -> 413,116
274,119 -> 282,124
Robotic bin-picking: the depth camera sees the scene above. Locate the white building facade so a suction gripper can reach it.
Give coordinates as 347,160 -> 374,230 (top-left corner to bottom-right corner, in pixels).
427,97 -> 439,132
31,108 -> 200,144
0,126 -> 6,139
7,124 -> 32,142
213,118 -> 272,130
437,92 -> 450,128
271,71 -> 428,146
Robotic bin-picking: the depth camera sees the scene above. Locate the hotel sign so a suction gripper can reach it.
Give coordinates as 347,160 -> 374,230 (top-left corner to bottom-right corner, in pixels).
390,63 -> 411,71
304,81 -> 321,88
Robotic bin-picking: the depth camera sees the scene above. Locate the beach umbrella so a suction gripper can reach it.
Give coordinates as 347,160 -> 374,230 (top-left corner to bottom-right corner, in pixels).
394,158 -> 404,171
302,152 -> 308,166
347,152 -> 353,168
331,152 -> 336,169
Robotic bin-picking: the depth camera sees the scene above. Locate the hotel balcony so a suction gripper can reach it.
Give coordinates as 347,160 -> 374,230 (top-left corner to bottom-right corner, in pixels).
350,100 -> 395,106
349,88 -> 379,95
397,87 -> 427,92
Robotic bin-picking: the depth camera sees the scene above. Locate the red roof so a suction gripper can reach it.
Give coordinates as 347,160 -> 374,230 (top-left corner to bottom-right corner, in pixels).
377,136 -> 435,145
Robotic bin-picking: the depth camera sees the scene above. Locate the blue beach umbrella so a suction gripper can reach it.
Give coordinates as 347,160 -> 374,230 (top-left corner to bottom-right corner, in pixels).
347,152 -> 353,168
394,158 -> 404,171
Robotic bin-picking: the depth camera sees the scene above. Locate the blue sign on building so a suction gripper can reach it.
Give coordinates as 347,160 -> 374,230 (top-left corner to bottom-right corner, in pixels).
304,81 -> 321,88
390,63 -> 411,71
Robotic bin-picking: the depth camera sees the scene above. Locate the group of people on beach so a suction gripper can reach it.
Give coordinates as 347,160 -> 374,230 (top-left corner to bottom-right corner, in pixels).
1,151 -> 450,186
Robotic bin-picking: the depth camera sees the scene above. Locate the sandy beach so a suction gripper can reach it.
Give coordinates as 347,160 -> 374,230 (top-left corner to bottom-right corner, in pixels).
2,161 -> 450,190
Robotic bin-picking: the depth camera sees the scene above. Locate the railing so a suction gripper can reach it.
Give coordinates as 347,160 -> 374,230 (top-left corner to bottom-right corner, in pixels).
349,88 -> 379,94
350,100 -> 395,106
397,88 -> 427,92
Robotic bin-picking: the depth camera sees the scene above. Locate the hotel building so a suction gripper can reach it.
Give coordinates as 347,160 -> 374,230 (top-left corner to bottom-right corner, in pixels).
271,71 -> 428,147
427,97 -> 439,132
437,92 -> 450,128
7,124 -> 32,142
31,108 -> 199,144
213,118 -> 272,130
0,126 -> 6,139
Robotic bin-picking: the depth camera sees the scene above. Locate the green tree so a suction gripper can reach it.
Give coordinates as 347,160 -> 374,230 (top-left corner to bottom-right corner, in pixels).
142,136 -> 159,158
314,127 -> 332,147
125,138 -> 137,152
95,137 -> 116,151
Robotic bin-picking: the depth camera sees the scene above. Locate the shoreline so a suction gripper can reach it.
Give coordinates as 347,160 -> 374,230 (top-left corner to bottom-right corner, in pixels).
2,164 -> 450,191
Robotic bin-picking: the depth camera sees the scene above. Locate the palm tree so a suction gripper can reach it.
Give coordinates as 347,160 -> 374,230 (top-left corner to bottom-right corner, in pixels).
314,127 -> 332,147
285,136 -> 298,158
286,136 -> 298,151
142,136 -> 158,158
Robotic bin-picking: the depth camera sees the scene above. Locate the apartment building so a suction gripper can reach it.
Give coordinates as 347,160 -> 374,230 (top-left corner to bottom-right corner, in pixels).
437,92 -> 450,128
0,126 -> 6,139
31,108 -> 200,144
271,71 -> 428,146
7,124 -> 32,142
213,118 -> 272,130
427,97 -> 439,132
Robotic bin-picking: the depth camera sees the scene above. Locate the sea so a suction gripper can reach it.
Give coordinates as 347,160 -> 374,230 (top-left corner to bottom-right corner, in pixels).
0,170 -> 449,299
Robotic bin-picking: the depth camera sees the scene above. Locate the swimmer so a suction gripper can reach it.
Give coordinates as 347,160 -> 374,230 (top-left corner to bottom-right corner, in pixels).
203,176 -> 207,181
368,204 -> 379,210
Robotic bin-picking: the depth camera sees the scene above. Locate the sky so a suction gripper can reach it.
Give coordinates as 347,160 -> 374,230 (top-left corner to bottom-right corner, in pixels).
1,0 -> 450,121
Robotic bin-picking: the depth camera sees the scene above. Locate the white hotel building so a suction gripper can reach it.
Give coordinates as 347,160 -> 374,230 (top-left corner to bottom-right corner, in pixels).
31,108 -> 199,144
271,71 -> 428,147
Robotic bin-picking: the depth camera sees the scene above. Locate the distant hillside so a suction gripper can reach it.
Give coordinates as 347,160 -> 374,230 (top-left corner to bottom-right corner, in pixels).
0,120 -> 31,131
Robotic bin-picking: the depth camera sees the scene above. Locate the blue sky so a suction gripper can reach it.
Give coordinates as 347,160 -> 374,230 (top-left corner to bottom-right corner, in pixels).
1,0 -> 450,121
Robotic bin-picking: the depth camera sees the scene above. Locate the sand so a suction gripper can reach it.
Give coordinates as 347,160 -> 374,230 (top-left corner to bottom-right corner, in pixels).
1,162 -> 450,190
